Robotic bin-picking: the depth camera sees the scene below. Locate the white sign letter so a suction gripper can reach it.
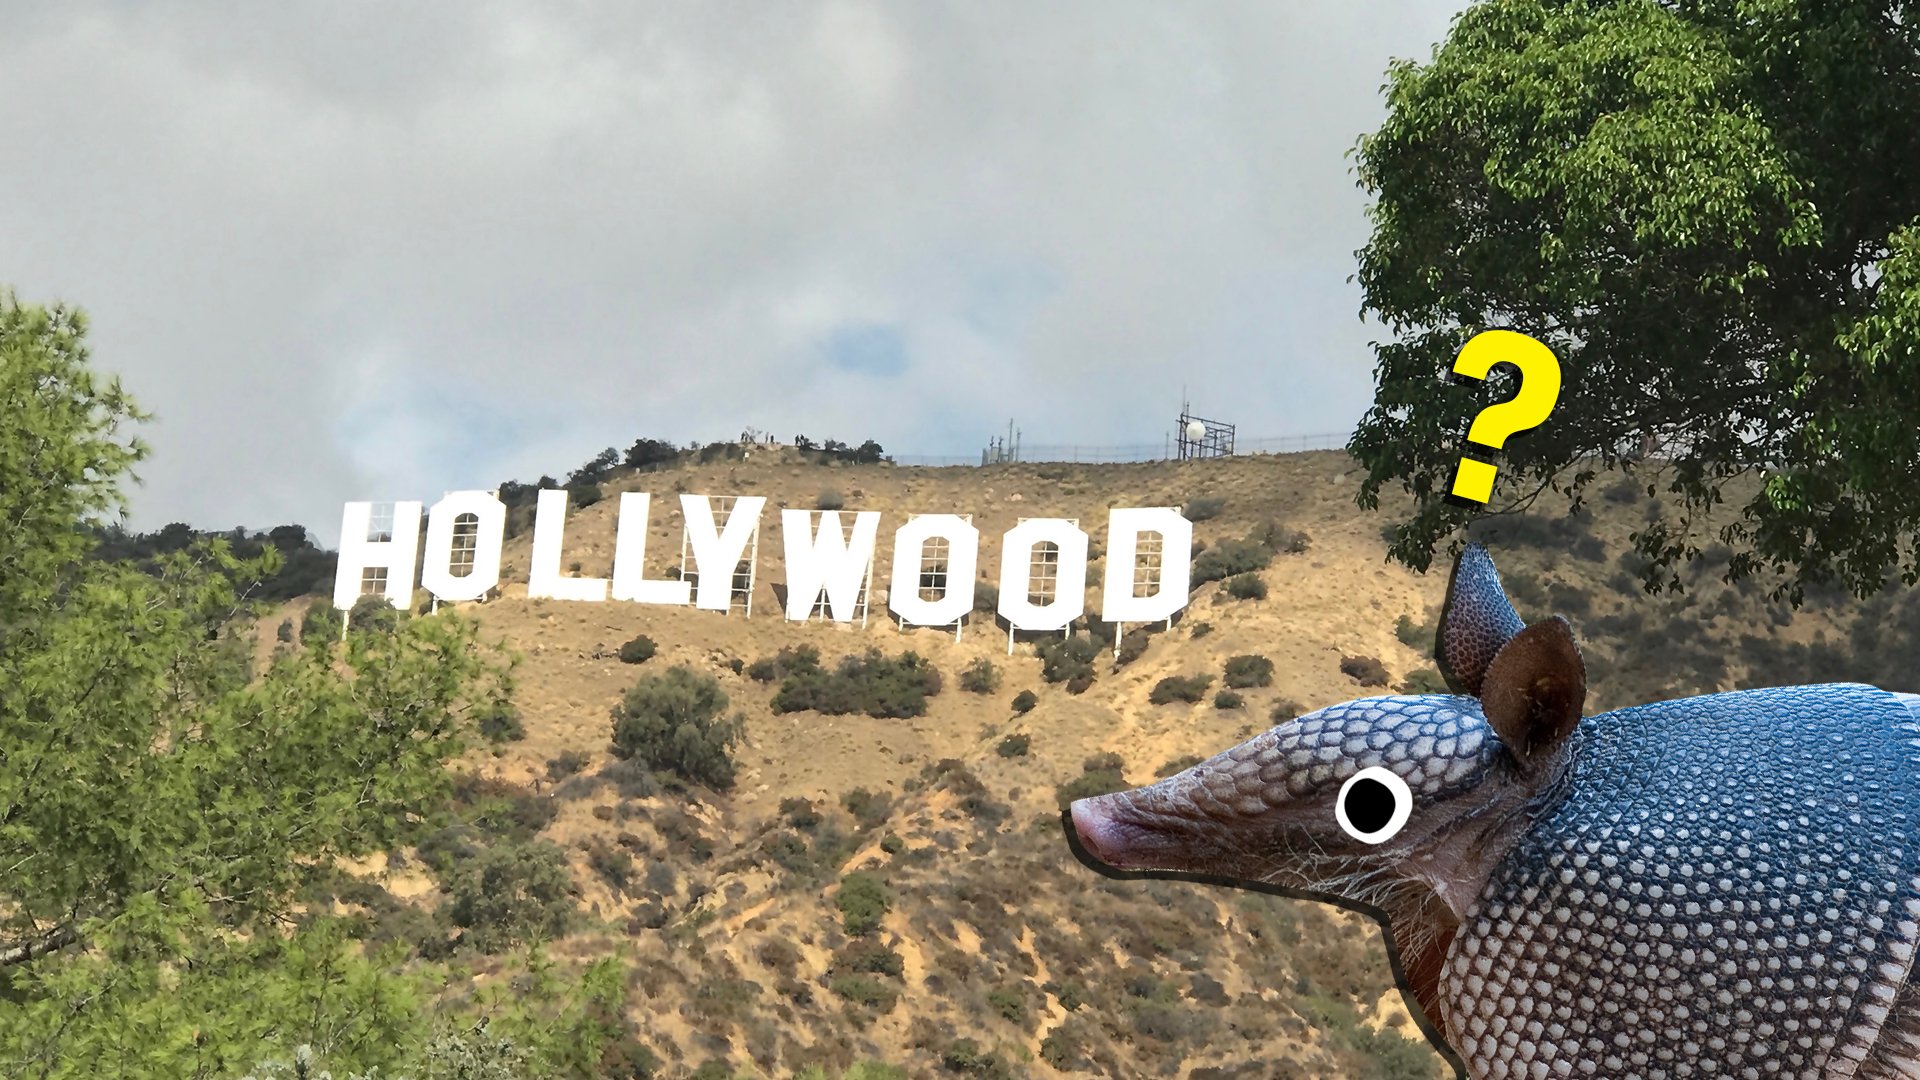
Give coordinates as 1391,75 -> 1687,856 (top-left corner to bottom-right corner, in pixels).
611,493 -> 693,606
999,518 -> 1088,631
528,489 -> 608,601
888,515 -> 979,625
1101,507 -> 1193,623
419,491 -> 506,602
333,501 -> 424,610
782,509 -> 881,621
682,494 -> 766,611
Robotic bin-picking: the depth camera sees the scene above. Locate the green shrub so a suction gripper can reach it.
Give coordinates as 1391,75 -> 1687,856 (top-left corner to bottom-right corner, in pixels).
1223,654 -> 1274,689
772,648 -> 942,718
275,618 -> 294,643
1150,674 -> 1214,705
346,594 -> 406,637
1340,655 -> 1390,687
1271,699 -> 1303,723
300,602 -> 343,645
609,666 -> 745,790
587,841 -> 636,896
880,833 -> 905,855
475,699 -> 526,744
1113,628 -> 1151,668
1157,755 -> 1203,777
986,986 -> 1025,1022
1396,668 -> 1449,694
1036,634 -> 1100,685
1010,689 -> 1038,714
1182,496 -> 1226,522
1248,520 -> 1311,554
1056,755 -> 1128,811
1214,690 -> 1245,710
1192,538 -> 1273,585
974,582 -> 1000,613
747,644 -> 821,683
837,872 -> 891,936
545,749 -> 590,781
996,733 -> 1030,758
618,634 -> 657,664
446,838 -> 575,953
567,481 -> 603,509
1394,613 -> 1430,649
780,796 -> 823,831
817,489 -> 846,511
959,658 -> 1001,695
842,787 -> 894,830
1223,572 -> 1268,600
831,975 -> 898,1010
1189,621 -> 1213,639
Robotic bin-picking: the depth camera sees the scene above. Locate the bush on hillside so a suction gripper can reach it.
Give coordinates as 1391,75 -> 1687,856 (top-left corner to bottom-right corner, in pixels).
838,872 -> 891,937
772,648 -> 942,719
1223,573 -> 1268,600
1223,654 -> 1274,689
1151,674 -> 1214,705
747,643 -> 821,683
1394,613 -> 1431,649
1056,754 -> 1129,811
446,837 -> 576,953
1340,655 -> 1390,687
618,634 -> 658,664
1036,633 -> 1101,686
474,699 -> 527,745
1396,668 -> 1448,694
817,489 -> 845,511
1192,538 -> 1273,586
295,599 -> 341,641
1011,689 -> 1038,714
609,666 -> 745,790
1214,690 -> 1245,710
959,658 -> 1001,695
1183,497 -> 1227,522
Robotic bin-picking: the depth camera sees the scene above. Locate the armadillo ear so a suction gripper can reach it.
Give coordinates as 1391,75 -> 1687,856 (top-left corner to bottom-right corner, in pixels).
1480,616 -> 1586,768
1437,543 -> 1526,696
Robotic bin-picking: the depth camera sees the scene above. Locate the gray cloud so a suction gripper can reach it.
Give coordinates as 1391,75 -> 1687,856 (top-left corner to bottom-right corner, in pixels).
0,0 -> 1467,545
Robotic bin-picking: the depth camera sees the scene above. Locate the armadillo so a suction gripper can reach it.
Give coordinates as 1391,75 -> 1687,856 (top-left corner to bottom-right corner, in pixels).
1069,543 -> 1920,1078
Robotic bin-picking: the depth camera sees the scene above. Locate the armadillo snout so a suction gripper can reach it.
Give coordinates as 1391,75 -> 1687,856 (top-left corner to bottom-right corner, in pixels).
1070,790 -> 1205,873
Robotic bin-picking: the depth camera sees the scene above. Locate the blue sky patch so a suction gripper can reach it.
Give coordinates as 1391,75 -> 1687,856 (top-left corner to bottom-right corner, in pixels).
821,322 -> 908,377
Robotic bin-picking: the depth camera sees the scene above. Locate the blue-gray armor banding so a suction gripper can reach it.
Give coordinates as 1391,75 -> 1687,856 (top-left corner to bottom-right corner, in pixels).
1069,543 -> 1920,1078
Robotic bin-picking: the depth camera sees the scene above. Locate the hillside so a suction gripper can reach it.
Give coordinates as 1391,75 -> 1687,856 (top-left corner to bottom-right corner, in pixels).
274,448 -> 1920,1079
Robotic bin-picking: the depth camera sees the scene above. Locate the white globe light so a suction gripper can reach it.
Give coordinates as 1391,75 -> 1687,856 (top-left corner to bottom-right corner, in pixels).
1185,420 -> 1207,442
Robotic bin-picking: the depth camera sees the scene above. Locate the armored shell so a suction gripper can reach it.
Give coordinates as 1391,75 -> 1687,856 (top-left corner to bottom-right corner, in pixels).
1449,684 -> 1920,1078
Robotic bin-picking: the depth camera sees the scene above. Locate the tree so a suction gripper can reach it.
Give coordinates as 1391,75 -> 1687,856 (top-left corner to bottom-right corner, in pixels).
1349,0 -> 1920,603
0,291 -> 587,1076
622,436 -> 680,470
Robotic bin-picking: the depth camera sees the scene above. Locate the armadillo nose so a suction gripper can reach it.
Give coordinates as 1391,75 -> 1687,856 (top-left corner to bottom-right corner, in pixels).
1070,795 -> 1138,869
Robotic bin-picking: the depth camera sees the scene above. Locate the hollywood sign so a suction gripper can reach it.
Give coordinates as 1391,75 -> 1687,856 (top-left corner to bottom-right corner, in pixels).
333,490 -> 1194,631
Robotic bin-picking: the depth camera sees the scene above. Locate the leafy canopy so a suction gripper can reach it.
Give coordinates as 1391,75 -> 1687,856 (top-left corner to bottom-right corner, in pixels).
0,291 -> 636,1077
1350,0 -> 1920,602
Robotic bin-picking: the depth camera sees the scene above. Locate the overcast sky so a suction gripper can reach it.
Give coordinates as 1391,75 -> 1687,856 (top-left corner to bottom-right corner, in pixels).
3,1 -> 1468,545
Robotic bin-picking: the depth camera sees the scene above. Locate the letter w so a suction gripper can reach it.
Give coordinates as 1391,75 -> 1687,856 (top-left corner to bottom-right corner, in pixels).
781,509 -> 881,621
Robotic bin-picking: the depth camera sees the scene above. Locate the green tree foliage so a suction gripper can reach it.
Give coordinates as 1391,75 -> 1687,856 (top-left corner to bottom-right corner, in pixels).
1351,0 -> 1920,603
608,665 -> 745,789
836,872 -> 891,937
0,292 -> 567,1077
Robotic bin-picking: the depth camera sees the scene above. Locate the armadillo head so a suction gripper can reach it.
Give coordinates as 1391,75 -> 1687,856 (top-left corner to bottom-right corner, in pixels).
1069,542 -> 1586,923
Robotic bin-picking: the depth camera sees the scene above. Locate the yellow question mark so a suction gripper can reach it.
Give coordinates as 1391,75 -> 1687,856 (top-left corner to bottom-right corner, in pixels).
1450,330 -> 1562,504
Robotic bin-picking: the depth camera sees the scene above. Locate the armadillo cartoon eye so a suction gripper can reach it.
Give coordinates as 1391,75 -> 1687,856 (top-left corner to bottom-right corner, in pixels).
1335,766 -> 1413,844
